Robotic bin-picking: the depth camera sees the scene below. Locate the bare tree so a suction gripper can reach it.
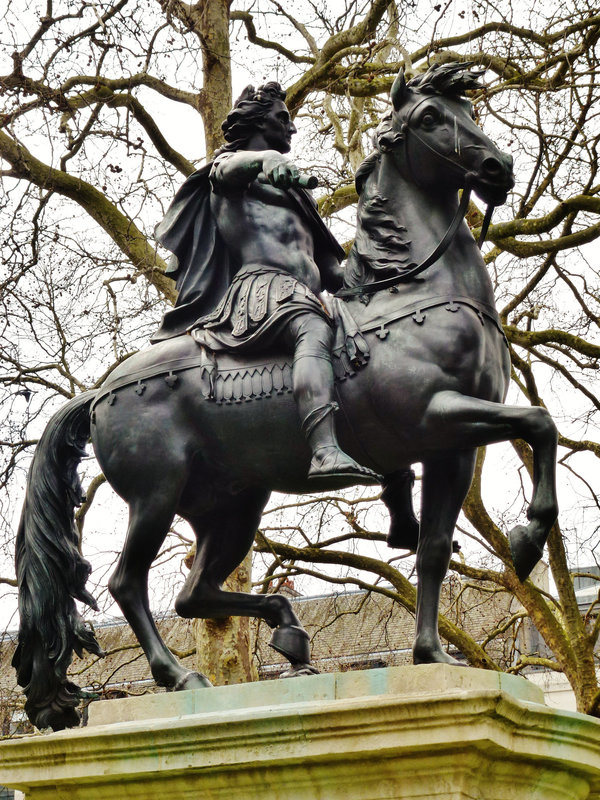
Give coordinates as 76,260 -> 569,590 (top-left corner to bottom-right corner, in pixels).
1,1 -> 599,711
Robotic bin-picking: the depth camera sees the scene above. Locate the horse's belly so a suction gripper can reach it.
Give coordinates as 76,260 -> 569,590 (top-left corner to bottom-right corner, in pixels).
91,374 -> 319,502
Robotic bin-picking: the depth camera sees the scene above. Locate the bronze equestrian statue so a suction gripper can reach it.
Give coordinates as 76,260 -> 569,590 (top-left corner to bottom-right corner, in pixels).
13,64 -> 558,731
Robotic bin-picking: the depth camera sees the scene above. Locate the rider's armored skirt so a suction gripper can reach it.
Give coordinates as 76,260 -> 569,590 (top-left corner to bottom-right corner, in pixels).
191,263 -> 331,352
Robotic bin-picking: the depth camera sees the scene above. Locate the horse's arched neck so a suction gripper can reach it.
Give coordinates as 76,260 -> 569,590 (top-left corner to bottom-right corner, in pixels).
374,152 -> 460,249
345,149 -> 496,310
345,150 -> 481,293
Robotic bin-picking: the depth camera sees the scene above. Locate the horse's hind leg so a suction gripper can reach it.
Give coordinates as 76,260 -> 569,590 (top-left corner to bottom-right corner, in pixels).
414,450 -> 476,665
176,487 -> 317,675
425,390 -> 559,580
381,469 -> 420,550
108,495 -> 210,692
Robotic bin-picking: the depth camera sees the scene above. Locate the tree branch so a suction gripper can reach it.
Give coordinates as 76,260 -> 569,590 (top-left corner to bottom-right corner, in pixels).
231,11 -> 313,64
0,129 -> 174,302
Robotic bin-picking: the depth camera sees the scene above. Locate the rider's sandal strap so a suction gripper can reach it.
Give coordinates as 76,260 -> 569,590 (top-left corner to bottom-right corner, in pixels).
301,401 -> 339,438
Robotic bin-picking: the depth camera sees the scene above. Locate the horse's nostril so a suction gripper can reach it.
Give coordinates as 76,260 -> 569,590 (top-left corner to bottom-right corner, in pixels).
482,157 -> 503,177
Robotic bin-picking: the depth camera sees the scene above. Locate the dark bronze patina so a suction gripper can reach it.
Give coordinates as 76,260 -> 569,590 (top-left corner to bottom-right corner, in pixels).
13,64 -> 558,731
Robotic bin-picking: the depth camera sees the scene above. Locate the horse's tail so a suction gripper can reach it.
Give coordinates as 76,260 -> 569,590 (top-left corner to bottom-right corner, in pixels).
12,390 -> 105,731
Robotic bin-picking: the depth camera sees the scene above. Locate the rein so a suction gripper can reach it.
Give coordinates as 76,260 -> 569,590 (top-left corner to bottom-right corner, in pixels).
335,97 -> 496,301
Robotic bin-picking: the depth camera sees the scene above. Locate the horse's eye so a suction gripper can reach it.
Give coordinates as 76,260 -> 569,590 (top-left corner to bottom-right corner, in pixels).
421,111 -> 437,127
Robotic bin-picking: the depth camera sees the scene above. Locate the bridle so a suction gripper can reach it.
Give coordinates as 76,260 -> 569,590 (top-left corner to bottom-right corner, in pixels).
335,94 -> 497,300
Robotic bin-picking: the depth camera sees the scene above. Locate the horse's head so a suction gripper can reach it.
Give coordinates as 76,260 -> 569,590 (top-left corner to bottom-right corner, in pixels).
374,63 -> 514,207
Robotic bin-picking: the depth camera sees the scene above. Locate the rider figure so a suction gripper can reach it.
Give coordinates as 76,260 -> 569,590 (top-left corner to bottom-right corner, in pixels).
153,82 -> 377,483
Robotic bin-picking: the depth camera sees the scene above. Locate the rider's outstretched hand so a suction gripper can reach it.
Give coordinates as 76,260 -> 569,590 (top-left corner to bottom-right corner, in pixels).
263,152 -> 300,189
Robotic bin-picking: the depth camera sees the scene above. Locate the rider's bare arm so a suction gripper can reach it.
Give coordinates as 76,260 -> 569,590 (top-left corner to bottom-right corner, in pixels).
211,150 -> 300,192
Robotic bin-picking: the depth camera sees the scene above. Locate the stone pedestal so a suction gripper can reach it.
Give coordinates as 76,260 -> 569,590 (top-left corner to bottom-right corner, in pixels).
2,665 -> 600,799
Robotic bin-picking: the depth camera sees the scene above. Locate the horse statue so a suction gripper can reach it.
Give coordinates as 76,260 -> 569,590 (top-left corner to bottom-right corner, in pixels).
13,63 -> 558,731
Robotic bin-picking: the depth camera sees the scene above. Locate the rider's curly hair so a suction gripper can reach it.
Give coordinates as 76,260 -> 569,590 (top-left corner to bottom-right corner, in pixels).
218,82 -> 287,153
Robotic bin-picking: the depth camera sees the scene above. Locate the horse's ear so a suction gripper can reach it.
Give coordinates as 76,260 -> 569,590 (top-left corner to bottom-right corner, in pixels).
391,69 -> 407,111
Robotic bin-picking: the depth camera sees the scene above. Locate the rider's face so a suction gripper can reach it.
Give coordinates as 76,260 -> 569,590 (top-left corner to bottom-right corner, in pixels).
259,100 -> 297,153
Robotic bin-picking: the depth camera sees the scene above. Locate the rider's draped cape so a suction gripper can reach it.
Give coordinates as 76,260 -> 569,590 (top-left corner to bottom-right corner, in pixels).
151,162 -> 346,342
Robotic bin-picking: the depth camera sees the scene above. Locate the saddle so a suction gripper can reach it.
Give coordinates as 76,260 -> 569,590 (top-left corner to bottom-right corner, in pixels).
94,297 -> 369,408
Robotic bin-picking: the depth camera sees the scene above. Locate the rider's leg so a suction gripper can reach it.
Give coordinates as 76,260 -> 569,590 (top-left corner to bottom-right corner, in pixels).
286,313 -> 380,482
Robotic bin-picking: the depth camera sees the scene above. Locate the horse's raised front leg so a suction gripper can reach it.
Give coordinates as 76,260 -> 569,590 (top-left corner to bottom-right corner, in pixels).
176,487 -> 318,676
425,390 -> 559,580
414,450 -> 476,665
108,494 -> 211,693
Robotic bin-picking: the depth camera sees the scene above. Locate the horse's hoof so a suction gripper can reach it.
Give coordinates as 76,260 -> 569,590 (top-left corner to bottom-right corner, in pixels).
170,671 -> 212,692
270,624 -> 311,664
32,705 -> 81,732
509,524 -> 544,582
280,663 -> 320,678
382,470 -> 419,549
386,517 -> 420,550
413,649 -> 467,667
386,528 -> 460,554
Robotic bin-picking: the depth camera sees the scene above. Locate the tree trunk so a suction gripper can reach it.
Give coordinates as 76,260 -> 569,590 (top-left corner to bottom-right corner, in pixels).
192,0 -> 255,684
170,0 -> 255,683
194,551 -> 258,685
192,0 -> 233,157
199,0 -> 232,157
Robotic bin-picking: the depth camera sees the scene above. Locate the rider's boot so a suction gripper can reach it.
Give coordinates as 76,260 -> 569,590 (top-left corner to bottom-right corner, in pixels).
302,401 -> 380,483
289,313 -> 380,484
294,355 -> 380,484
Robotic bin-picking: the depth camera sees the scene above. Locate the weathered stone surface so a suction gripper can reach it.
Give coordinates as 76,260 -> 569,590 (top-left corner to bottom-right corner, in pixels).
1,665 -> 599,800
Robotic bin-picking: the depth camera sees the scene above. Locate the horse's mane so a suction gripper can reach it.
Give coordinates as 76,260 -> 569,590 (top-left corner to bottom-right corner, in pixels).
408,61 -> 484,96
345,62 -> 484,289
